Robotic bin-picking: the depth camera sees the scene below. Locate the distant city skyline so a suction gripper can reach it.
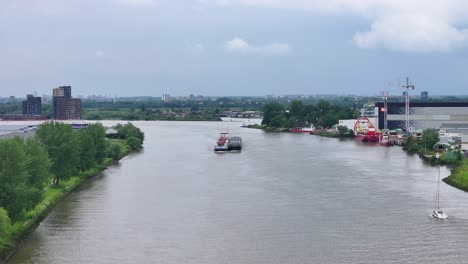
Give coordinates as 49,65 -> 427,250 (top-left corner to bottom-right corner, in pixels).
5,90 -> 468,99
2,1 -> 468,96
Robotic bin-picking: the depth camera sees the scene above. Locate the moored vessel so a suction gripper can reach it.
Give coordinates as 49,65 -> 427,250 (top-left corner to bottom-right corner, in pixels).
291,126 -> 314,133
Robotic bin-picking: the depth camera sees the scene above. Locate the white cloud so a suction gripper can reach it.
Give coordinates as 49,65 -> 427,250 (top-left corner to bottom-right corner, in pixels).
225,37 -> 291,55
354,14 -> 468,52
204,0 -> 468,52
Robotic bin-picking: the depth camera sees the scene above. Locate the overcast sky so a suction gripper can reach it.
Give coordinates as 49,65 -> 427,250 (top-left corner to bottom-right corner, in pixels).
2,0 -> 468,97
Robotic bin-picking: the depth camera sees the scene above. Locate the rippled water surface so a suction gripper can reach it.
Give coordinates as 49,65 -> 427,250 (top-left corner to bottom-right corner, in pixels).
7,121 -> 468,264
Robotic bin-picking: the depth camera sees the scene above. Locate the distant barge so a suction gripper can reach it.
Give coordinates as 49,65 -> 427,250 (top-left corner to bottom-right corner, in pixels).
214,133 -> 242,152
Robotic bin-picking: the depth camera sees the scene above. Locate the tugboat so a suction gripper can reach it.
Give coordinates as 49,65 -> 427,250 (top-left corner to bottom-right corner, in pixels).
214,132 -> 229,152
379,129 -> 392,146
213,133 -> 242,152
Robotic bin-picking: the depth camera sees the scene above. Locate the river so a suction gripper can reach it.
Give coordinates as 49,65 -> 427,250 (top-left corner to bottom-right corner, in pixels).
7,121 -> 468,264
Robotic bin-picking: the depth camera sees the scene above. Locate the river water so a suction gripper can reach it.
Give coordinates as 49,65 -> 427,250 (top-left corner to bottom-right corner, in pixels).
7,121 -> 468,264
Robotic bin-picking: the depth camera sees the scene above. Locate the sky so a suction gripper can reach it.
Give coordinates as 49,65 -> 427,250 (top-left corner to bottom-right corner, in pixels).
2,0 -> 468,97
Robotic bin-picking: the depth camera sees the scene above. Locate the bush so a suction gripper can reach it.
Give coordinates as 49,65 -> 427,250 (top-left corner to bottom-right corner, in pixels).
107,142 -> 122,160
126,136 -> 142,151
0,208 -> 11,238
270,115 -> 286,128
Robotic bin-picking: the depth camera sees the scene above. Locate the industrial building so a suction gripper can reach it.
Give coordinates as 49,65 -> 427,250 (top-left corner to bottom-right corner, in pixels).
375,102 -> 468,131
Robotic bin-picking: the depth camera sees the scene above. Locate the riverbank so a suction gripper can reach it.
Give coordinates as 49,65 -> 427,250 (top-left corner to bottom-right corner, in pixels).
419,151 -> 468,192
245,124 -> 355,139
443,159 -> 468,192
0,139 -> 134,261
244,124 -> 290,132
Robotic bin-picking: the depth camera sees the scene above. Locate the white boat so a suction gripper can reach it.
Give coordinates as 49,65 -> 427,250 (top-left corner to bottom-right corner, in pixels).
432,210 -> 448,219
432,153 -> 448,219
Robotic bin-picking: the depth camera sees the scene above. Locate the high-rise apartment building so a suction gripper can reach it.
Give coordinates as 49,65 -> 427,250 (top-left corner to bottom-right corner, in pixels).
421,91 -> 429,101
162,93 -> 171,102
22,94 -> 42,116
52,86 -> 82,120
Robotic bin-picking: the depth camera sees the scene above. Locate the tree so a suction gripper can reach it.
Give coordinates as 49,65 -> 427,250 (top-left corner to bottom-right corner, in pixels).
422,129 -> 439,152
337,125 -> 349,136
404,136 -> 419,153
76,129 -> 97,171
262,102 -> 284,126
286,116 -> 300,128
107,141 -> 122,160
23,138 -> 52,208
0,139 -> 29,219
320,112 -> 339,128
36,122 -> 78,185
317,100 -> 331,113
116,123 -> 144,143
86,123 -> 107,164
290,100 -> 304,119
126,136 -> 142,150
270,114 -> 287,128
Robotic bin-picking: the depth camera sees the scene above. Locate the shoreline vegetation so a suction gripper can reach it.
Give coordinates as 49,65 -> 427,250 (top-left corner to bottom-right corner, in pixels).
83,108 -> 222,121
402,129 -> 468,191
250,98 -> 468,192
245,99 -> 356,137
0,122 -> 144,260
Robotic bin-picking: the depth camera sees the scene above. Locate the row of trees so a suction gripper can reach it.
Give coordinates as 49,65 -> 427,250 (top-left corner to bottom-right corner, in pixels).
262,100 -> 357,128
83,108 -> 222,121
0,122 -> 144,221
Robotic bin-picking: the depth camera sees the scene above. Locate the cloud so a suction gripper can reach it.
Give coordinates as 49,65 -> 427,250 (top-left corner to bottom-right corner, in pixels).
203,0 -> 468,52
225,37 -> 291,55
354,14 -> 468,52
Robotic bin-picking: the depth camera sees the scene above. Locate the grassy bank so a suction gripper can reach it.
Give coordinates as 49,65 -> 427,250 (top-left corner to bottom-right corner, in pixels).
313,130 -> 354,138
0,140 -> 132,260
245,124 -> 290,132
443,159 -> 468,192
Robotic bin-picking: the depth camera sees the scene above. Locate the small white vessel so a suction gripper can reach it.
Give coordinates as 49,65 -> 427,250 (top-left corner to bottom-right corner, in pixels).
432,153 -> 447,219
432,210 -> 448,219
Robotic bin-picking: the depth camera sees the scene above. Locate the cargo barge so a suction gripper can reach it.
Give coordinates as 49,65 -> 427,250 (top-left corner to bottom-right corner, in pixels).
214,133 -> 242,152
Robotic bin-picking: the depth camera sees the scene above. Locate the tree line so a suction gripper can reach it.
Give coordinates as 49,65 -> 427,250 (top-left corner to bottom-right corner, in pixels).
0,122 -> 144,222
262,100 -> 357,128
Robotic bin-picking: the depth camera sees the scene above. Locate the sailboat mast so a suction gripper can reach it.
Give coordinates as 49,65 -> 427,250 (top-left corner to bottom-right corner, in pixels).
436,164 -> 441,210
